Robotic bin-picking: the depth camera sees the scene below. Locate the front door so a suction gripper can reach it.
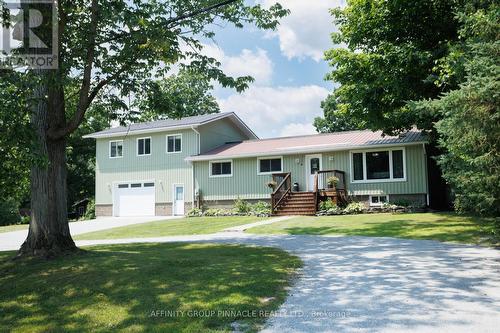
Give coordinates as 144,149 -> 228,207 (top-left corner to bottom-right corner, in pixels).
305,154 -> 322,191
173,185 -> 185,216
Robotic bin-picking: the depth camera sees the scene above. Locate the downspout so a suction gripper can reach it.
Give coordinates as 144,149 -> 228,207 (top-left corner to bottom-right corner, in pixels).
423,143 -> 430,206
191,126 -> 201,209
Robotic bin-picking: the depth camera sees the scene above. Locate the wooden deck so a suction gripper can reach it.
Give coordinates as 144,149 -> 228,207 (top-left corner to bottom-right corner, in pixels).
271,170 -> 347,216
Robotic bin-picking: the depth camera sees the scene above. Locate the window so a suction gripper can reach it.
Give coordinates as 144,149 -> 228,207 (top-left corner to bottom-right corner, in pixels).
143,182 -> 155,187
137,137 -> 151,156
370,195 -> 389,206
352,153 -> 363,180
210,161 -> 232,177
350,148 -> 406,182
366,151 -> 390,180
258,157 -> 282,174
167,134 -> 182,153
118,184 -> 129,189
109,140 -> 123,158
131,183 -> 142,188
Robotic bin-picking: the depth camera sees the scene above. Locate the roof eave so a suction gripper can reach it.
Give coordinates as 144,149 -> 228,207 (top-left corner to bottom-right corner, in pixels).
185,141 -> 428,162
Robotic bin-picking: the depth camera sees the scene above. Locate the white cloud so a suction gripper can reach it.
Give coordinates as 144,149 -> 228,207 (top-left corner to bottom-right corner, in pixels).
260,0 -> 345,61
201,44 -> 273,85
218,85 -> 329,138
279,122 -> 317,137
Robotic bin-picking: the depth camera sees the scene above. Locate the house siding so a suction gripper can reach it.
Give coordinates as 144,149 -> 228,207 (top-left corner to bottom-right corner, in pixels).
95,128 -> 198,207
198,118 -> 249,153
193,144 -> 428,202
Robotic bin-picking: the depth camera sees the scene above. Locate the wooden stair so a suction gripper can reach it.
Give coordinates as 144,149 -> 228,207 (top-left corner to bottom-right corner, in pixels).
274,192 -> 317,216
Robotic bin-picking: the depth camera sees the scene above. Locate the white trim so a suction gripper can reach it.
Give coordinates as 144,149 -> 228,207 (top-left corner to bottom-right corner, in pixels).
257,156 -> 283,175
109,140 -> 124,159
349,147 -> 407,184
369,195 -> 389,207
305,154 -> 322,191
82,112 -> 259,140
185,142 -> 426,162
166,133 -> 183,154
136,136 -> 152,156
172,184 -> 185,216
209,160 -> 233,178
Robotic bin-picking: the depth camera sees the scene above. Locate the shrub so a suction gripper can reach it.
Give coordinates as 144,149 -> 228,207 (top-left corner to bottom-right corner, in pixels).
82,198 -> 96,220
319,200 -> 337,211
0,199 -> 21,226
250,201 -> 271,216
343,202 -> 365,214
234,198 -> 251,214
187,208 -> 203,217
392,199 -> 413,207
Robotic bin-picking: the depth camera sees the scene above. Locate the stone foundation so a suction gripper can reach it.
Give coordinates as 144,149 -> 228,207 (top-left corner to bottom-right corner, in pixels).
95,204 -> 113,217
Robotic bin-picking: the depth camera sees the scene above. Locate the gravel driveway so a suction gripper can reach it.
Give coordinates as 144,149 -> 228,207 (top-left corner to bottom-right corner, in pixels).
75,233 -> 500,333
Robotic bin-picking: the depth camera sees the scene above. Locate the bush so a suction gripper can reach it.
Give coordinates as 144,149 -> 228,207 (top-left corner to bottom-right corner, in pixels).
250,201 -> 271,216
187,208 -> 203,217
319,200 -> 337,211
82,198 -> 96,220
343,202 -> 365,214
234,198 -> 251,214
0,199 -> 21,226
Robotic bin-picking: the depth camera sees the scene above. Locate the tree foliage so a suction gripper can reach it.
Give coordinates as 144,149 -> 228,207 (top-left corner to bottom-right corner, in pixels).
413,4 -> 500,216
137,69 -> 220,121
316,0 -> 465,135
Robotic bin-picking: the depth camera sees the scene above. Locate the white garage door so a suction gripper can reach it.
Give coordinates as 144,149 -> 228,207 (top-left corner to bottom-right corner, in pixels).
114,182 -> 155,216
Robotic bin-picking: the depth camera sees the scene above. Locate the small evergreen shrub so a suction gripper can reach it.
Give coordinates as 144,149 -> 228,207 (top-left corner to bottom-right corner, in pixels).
82,198 -> 96,220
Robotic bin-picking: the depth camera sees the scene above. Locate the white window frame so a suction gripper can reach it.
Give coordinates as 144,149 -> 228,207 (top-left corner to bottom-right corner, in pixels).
136,137 -> 152,156
350,147 -> 406,183
209,160 -> 233,178
109,140 -> 124,159
166,133 -> 182,154
257,156 -> 283,175
369,195 -> 389,207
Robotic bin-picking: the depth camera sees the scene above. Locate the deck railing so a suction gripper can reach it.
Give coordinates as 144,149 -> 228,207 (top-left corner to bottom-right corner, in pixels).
313,170 -> 348,207
271,172 -> 291,214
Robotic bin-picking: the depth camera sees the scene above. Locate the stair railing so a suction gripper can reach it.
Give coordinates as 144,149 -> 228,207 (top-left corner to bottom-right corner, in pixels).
271,172 -> 291,214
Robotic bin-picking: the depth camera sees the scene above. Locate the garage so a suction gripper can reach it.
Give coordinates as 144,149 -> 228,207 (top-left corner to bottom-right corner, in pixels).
113,182 -> 155,216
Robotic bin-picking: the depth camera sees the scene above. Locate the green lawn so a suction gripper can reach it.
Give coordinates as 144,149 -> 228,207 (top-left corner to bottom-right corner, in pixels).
75,217 -> 267,240
0,224 -> 28,233
248,212 -> 499,246
0,243 -> 301,333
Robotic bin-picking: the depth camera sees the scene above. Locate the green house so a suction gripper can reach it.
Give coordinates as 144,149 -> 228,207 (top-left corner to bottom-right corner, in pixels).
84,113 -> 429,216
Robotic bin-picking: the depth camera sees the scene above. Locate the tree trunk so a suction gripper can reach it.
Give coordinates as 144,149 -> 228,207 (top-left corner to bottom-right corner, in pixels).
17,74 -> 77,258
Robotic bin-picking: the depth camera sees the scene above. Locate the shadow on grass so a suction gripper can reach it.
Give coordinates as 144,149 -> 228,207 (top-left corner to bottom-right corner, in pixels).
0,243 -> 301,333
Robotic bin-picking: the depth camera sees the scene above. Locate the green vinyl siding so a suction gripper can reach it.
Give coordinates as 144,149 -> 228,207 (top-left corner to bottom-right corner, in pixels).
95,129 -> 197,205
198,118 -> 249,153
194,144 -> 428,201
195,155 -> 305,201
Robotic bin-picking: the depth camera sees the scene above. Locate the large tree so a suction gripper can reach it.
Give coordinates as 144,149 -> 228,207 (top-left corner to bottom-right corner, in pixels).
0,0 -> 288,258
315,0 -> 466,135
412,4 -> 500,216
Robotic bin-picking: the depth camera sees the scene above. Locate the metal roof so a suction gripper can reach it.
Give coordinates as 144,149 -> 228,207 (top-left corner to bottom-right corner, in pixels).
83,112 -> 258,139
186,128 -> 427,161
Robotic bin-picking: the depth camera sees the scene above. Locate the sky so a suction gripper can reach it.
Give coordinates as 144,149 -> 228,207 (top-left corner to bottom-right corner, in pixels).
205,0 -> 346,138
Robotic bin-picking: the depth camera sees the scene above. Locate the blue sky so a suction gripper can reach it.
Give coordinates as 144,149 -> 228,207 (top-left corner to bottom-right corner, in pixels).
202,0 -> 345,138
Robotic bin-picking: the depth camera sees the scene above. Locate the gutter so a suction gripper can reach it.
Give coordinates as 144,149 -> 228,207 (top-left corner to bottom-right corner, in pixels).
185,141 -> 428,162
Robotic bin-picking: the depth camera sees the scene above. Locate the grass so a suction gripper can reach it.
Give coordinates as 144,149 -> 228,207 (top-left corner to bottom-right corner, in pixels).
0,224 -> 28,233
0,243 -> 302,333
75,216 -> 267,240
247,212 -> 499,246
